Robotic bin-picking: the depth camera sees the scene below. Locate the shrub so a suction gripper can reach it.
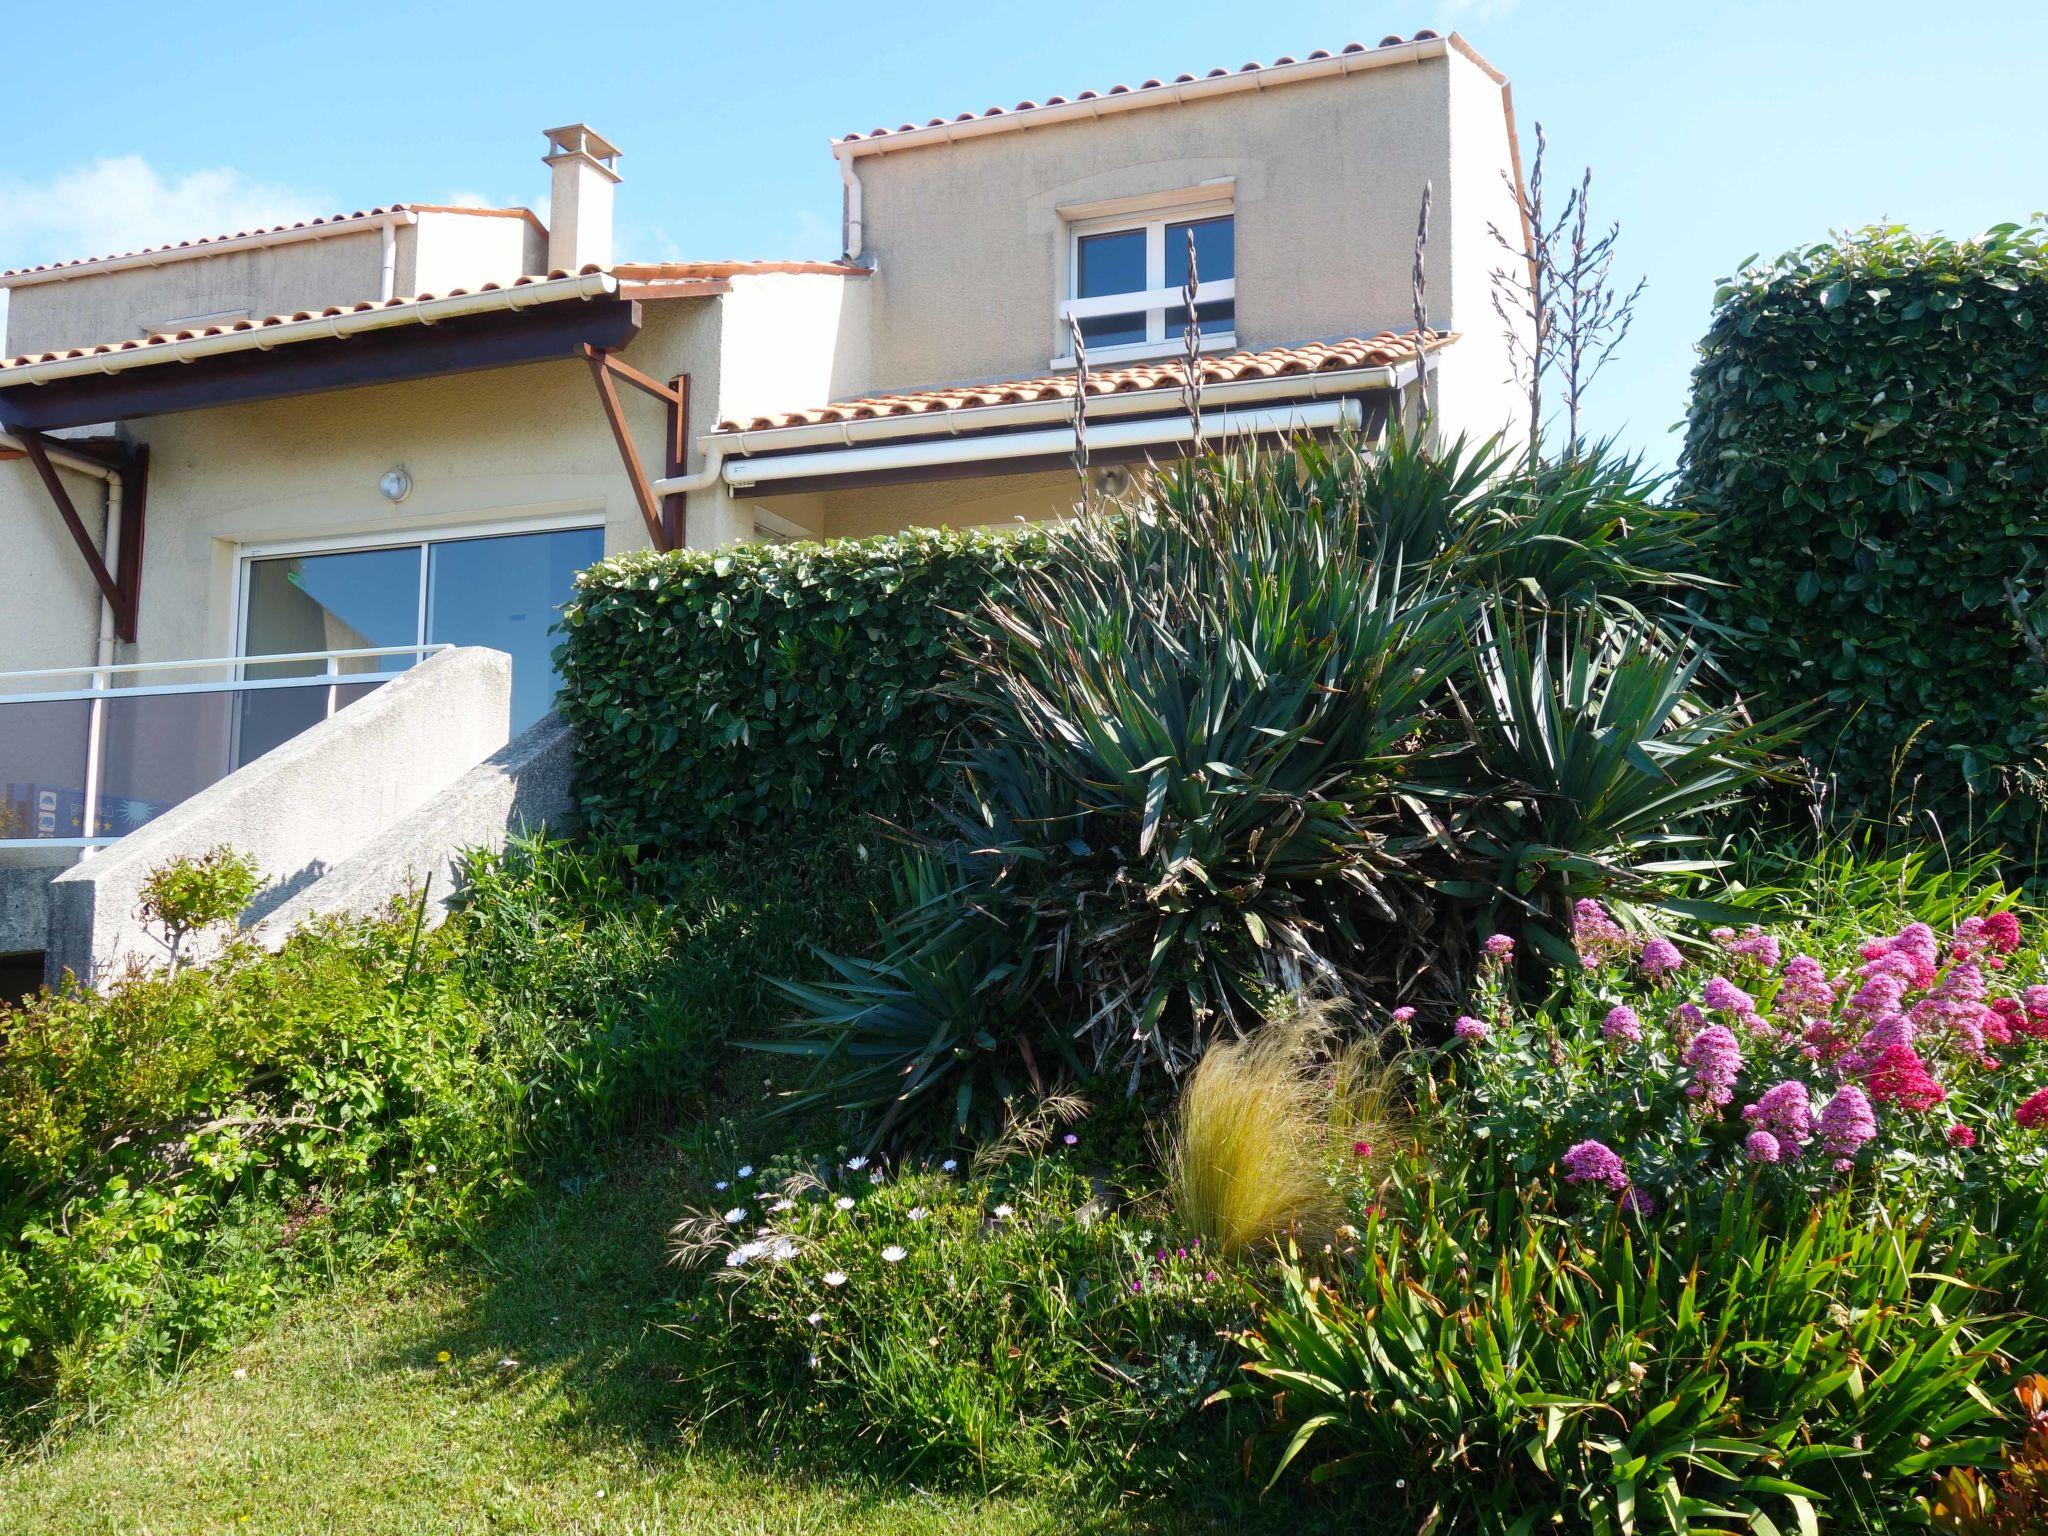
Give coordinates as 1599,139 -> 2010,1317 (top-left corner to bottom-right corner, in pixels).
668,1142 -> 1261,1498
1681,222 -> 2048,854
555,526 -> 1051,852
133,846 -> 262,968
782,435 -> 1785,1130
1931,1374 -> 2048,1533
1223,1160 -> 2048,1533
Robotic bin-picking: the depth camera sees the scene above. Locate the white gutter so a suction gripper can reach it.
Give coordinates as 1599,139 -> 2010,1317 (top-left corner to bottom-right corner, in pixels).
0,269 -> 619,388
721,398 -> 1365,490
831,36 -> 1445,164
839,152 -> 865,260
651,357 -> 1426,496
2,209 -> 419,291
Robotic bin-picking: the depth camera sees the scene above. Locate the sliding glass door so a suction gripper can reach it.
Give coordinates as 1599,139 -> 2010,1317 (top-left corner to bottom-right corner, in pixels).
238,521 -> 602,762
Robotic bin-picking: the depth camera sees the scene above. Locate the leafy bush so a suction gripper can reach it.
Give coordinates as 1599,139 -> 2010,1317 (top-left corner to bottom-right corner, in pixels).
1442,895 -> 2048,1220
0,825 -> 889,1430
668,1140 -> 1261,1498
134,845 -> 262,968
1225,1162 -> 2048,1533
556,526 -> 1050,851
781,434 -> 1785,1131
1931,1374 -> 2048,1533
1681,222 -> 2048,854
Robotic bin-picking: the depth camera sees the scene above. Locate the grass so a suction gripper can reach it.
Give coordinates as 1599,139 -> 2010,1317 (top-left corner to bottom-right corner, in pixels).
0,1150 -> 1075,1536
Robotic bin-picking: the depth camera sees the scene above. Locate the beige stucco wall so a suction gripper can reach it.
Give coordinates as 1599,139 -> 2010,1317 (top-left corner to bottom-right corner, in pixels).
0,458 -> 107,675
848,57 -> 1450,390
3,231 -> 389,357
3,212 -> 548,360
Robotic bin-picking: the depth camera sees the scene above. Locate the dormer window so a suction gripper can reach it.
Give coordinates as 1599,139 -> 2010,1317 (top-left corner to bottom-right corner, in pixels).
1058,188 -> 1235,366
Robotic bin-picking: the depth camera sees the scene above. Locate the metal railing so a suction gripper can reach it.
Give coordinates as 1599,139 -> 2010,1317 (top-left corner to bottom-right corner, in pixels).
0,645 -> 447,850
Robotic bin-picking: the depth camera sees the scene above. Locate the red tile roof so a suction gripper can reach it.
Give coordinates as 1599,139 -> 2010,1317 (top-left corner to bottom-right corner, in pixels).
0,268 -> 608,374
715,332 -> 1451,433
0,203 -> 542,281
836,32 -> 1450,145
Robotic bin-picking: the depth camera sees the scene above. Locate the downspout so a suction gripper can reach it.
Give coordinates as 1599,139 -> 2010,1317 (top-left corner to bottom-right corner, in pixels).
835,145 -> 863,260
379,214 -> 400,301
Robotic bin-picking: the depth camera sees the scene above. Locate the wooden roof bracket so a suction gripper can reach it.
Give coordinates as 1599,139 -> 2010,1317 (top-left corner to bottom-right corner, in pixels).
7,428 -> 148,642
584,346 -> 689,551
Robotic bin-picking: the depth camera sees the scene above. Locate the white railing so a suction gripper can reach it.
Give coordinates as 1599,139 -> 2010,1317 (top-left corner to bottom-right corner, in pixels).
0,645 -> 447,850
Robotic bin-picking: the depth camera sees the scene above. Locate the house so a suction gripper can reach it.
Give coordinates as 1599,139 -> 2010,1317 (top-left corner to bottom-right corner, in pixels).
0,30 -> 1529,985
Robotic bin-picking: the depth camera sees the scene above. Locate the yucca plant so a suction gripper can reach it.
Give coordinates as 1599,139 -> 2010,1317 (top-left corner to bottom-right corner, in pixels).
761,849 -> 1059,1137
947,458 -> 1467,1078
1221,1169 -> 2045,1533
1441,607 -> 1800,965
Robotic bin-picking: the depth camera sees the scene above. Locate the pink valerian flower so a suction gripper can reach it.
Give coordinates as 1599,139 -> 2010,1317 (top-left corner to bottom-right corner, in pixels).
1701,976 -> 1756,1016
1482,933 -> 1516,963
1638,936 -> 1684,980
1352,1140 -> 1372,1158
1738,1010 -> 1777,1039
1865,1044 -> 1947,1112
1744,1130 -> 1782,1164
1722,926 -> 1783,970
1561,1139 -> 1629,1190
1819,1085 -> 1877,1168
1953,911 -> 2024,963
1843,969 -> 1909,1026
2018,986 -> 2048,1040
1573,899 -> 1632,969
1668,1002 -> 1706,1047
1454,1015 -> 1490,1043
1742,1080 -> 1815,1158
1840,1012 -> 1916,1078
1684,1025 -> 1743,1107
1986,997 -> 2022,1046
2017,1088 -> 2048,1131
1619,1185 -> 1657,1216
1858,923 -> 1939,989
1602,1004 -> 1643,1045
1391,1006 -> 1418,1025
1776,955 -> 1838,1021
1947,1123 -> 1977,1149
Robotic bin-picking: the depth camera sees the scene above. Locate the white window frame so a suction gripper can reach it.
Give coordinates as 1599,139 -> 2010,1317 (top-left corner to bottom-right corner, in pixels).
230,510 -> 605,671
1055,189 -> 1236,369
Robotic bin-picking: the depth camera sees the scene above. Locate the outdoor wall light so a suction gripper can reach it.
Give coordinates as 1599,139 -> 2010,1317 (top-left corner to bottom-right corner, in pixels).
377,467 -> 413,504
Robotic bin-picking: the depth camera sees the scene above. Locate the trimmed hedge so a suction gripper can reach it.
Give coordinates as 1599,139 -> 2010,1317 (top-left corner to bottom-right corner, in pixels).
555,526 -> 1051,851
1682,222 -> 2048,849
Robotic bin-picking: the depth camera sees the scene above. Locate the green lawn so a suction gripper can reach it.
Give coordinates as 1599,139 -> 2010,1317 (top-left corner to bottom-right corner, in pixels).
0,1153 -> 1080,1536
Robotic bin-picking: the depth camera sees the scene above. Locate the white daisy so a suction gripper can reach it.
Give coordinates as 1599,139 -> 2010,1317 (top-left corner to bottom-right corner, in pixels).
834,1196 -> 855,1212
806,1311 -> 824,1326
725,1250 -> 747,1268
823,1270 -> 847,1287
868,1169 -> 883,1184
771,1238 -> 799,1261
714,1180 -> 729,1192
846,1155 -> 869,1171
941,1159 -> 959,1173
881,1245 -> 907,1263
737,1164 -> 754,1179
723,1206 -> 747,1224
770,1198 -> 795,1214
907,1207 -> 928,1222
993,1203 -> 1015,1219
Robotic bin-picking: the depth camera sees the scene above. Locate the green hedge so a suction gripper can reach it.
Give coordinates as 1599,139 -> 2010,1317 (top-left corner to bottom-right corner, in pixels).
556,526 -> 1051,851
1681,222 -> 2048,849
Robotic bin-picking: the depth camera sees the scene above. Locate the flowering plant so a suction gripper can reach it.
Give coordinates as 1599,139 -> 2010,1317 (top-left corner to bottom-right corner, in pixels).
1442,898 -> 2048,1216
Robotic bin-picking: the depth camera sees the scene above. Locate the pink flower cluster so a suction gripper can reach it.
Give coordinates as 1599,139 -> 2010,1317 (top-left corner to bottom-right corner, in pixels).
1572,900 -> 1632,969
1561,1139 -> 1629,1190
1683,1024 -> 1743,1106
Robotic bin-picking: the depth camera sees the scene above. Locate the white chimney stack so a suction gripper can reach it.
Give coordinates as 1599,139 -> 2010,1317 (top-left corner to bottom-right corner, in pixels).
542,124 -> 621,272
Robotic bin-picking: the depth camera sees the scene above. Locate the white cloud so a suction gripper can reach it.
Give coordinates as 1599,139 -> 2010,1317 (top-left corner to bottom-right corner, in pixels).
0,155 -> 331,273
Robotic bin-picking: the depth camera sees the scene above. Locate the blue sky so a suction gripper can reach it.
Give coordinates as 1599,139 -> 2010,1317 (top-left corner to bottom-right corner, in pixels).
5,0 -> 2044,470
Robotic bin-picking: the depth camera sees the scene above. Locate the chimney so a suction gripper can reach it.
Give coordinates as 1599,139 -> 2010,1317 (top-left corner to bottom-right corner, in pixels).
542,124 -> 621,272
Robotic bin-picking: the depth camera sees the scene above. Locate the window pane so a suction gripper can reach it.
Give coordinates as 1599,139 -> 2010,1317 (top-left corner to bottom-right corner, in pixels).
1077,229 -> 1146,299
427,526 -> 603,733
1078,311 -> 1149,348
1165,215 -> 1234,287
243,547 -> 422,679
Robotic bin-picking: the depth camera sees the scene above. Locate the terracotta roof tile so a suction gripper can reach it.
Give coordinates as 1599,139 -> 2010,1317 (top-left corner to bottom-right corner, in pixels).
0,267 -> 607,373
715,331 -> 1452,433
837,34 -> 1452,146
0,203 -> 541,281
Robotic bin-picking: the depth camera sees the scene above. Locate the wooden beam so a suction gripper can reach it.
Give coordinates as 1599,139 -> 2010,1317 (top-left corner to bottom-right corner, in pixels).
114,444 -> 148,644
15,428 -> 128,630
0,300 -> 643,432
663,374 -> 689,550
586,349 -> 668,550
